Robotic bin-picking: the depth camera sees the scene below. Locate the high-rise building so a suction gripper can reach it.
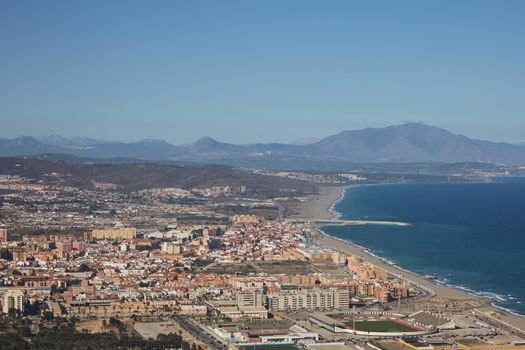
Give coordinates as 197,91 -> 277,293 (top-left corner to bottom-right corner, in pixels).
56,241 -> 72,253
8,247 -> 28,262
0,229 -> 8,242
237,290 -> 264,310
161,242 -> 181,255
0,288 -> 25,314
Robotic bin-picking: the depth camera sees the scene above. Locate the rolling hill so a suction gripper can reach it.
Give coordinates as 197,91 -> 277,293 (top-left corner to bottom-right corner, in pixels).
0,157 -> 316,195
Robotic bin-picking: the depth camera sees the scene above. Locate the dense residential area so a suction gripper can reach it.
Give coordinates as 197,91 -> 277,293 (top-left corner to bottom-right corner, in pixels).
0,162 -> 523,350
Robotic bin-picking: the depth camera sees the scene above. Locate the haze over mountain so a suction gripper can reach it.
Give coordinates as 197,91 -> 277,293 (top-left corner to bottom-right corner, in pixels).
2,123 -> 525,165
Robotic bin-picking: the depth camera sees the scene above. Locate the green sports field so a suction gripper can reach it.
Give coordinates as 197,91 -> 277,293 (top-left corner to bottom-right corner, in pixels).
344,320 -> 416,332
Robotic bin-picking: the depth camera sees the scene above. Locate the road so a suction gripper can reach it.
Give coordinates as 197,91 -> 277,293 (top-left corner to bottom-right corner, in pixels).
172,316 -> 230,350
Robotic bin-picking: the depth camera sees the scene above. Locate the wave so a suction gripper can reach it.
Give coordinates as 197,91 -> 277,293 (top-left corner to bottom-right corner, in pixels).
328,186 -> 349,220
491,303 -> 525,318
439,282 -> 508,302
329,184 -> 388,220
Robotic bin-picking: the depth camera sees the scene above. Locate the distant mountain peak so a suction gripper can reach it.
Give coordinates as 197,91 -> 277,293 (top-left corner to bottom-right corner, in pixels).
193,136 -> 220,148
195,136 -> 217,144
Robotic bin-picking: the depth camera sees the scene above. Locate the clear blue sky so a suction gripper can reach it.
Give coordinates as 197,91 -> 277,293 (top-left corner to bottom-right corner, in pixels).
1,0 -> 524,144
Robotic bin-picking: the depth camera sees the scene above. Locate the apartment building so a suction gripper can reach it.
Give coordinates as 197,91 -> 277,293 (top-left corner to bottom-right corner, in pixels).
236,290 -> 264,309
0,288 -> 25,314
88,228 -> 136,240
266,287 -> 350,312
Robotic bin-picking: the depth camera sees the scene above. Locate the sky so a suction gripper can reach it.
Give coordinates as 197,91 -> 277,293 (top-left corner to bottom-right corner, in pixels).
1,0 -> 524,144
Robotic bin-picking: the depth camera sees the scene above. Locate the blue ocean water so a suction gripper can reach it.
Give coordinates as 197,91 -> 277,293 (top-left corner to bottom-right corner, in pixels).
322,178 -> 525,315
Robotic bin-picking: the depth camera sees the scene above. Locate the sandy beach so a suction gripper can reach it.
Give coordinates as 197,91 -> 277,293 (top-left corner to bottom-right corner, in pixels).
290,184 -> 525,331
286,185 -> 347,220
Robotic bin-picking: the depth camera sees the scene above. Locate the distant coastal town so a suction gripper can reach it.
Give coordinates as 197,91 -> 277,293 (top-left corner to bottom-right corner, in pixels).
0,166 -> 524,350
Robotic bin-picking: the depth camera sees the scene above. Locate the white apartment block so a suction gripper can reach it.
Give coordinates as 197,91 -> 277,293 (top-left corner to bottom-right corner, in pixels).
266,287 -> 349,312
0,288 -> 25,314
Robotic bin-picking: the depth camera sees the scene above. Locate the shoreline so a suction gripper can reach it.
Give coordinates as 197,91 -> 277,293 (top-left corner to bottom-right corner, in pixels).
286,185 -> 348,220
293,184 -> 525,331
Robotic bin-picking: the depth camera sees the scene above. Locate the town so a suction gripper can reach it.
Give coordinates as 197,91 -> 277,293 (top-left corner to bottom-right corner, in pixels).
0,170 -> 524,350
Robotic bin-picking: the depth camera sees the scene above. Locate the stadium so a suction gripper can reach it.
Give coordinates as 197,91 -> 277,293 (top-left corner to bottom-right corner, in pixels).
310,311 -> 439,337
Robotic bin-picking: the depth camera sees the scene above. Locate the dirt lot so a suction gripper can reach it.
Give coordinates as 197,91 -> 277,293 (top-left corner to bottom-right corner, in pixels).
373,340 -> 412,350
134,321 -> 207,349
253,260 -> 315,275
75,319 -> 107,333
205,262 -> 257,274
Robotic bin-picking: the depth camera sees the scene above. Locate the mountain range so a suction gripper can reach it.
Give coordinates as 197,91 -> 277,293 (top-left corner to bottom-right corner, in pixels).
2,123 -> 525,165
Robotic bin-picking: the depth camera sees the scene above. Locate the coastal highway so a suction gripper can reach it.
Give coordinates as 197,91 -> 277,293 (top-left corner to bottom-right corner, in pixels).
285,218 -> 412,227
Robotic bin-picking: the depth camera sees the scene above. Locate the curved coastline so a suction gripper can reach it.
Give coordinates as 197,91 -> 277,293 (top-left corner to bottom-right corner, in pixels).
309,183 -> 525,330
318,226 -> 522,317
315,227 -> 437,297
328,185 -> 348,220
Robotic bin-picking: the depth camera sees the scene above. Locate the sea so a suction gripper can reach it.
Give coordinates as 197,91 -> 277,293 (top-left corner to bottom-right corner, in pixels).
321,178 -> 525,316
